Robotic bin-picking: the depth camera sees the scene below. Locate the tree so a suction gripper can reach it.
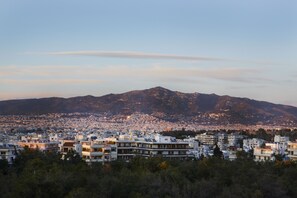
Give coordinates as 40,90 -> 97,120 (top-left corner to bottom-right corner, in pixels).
63,150 -> 83,164
213,144 -> 223,158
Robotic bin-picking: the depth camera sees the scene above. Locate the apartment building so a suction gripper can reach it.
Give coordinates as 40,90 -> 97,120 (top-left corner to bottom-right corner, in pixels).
0,143 -> 22,164
228,133 -> 242,147
116,134 -> 191,160
135,140 -> 189,160
195,132 -> 218,145
81,139 -> 117,164
243,138 -> 265,151
116,139 -> 136,160
287,141 -> 297,161
18,140 -> 59,152
254,146 -> 274,161
59,139 -> 76,156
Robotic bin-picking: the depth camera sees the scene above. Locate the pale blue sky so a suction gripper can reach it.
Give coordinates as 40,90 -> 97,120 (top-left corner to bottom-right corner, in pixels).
0,0 -> 297,106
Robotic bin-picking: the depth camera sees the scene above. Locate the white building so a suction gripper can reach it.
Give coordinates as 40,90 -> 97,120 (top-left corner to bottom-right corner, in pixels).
273,135 -> 289,155
228,133 -> 242,147
0,143 -> 22,164
243,138 -> 265,151
81,139 -> 117,164
115,134 -> 193,160
254,146 -> 275,162
195,132 -> 218,145
287,141 -> 297,161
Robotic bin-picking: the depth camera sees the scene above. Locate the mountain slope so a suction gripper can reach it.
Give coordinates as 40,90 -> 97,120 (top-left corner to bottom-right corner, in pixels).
1,87 -> 297,125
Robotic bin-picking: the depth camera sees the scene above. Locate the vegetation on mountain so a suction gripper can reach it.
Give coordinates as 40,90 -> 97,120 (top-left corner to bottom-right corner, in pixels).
0,148 -> 297,197
1,87 -> 297,125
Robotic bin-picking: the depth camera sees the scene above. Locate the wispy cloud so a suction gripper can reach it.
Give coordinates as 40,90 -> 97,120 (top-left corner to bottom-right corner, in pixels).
0,64 -> 270,84
28,50 -> 284,65
1,64 -> 295,104
44,51 -> 227,62
0,78 -> 103,85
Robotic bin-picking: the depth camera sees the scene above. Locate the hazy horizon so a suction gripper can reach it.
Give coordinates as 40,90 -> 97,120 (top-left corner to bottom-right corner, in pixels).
1,1 -> 296,106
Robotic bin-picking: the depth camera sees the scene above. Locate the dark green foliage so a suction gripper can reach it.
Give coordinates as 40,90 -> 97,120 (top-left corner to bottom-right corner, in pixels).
256,128 -> 274,141
1,150 -> 297,197
213,144 -> 223,158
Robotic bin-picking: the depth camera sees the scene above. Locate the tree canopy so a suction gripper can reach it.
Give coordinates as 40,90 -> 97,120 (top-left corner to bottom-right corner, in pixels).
0,149 -> 296,197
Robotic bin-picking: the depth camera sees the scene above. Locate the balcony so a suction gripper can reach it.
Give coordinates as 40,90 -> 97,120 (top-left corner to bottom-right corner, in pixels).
91,144 -> 104,149
90,151 -> 103,156
85,159 -> 104,163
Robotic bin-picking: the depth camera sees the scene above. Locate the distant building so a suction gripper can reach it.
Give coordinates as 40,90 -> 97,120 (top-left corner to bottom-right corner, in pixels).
287,141 -> 297,161
243,138 -> 265,151
116,139 -> 136,161
254,146 -> 274,161
274,135 -> 289,143
217,133 -> 228,150
228,133 -> 242,147
195,132 -> 218,145
18,140 -> 59,152
81,139 -> 117,164
273,135 -> 289,155
0,143 -> 22,164
59,140 -> 76,156
115,134 -> 192,161
134,140 -> 189,160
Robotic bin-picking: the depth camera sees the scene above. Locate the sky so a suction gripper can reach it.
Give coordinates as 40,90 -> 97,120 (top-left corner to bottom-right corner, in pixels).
0,0 -> 297,106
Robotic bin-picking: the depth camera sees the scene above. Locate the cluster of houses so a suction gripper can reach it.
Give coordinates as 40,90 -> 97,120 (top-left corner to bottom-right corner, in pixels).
14,132 -> 192,164
1,131 -> 297,164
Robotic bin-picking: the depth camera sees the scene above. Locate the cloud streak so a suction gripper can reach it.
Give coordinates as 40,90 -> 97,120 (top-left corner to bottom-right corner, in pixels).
1,64 -> 296,105
35,50 -> 284,65
0,78 -> 103,85
0,64 -> 270,84
45,51 -> 229,62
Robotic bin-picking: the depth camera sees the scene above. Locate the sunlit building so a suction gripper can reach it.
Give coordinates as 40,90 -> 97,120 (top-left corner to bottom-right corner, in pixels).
254,146 -> 274,161
287,141 -> 297,161
18,140 -> 59,152
81,139 -> 117,163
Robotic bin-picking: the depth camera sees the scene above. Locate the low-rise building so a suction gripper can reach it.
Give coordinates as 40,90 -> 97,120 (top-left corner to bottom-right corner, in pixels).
228,133 -> 242,147
243,138 -> 265,151
195,132 -> 218,145
18,140 -> 59,152
0,143 -> 22,164
135,140 -> 190,160
287,141 -> 297,161
116,134 -> 192,160
254,146 -> 275,161
60,140 -> 76,156
116,140 -> 136,161
81,139 -> 117,164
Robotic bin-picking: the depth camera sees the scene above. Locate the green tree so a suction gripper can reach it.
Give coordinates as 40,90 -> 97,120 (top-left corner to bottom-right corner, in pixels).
213,144 -> 223,158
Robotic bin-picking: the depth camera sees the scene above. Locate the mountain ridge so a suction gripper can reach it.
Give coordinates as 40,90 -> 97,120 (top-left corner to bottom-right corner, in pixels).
1,87 -> 297,126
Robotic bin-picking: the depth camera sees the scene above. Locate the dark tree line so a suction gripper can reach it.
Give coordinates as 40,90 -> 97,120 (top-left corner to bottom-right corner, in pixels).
0,148 -> 297,197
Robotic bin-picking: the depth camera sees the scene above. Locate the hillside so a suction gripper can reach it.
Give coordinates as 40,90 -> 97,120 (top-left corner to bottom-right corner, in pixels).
1,87 -> 297,125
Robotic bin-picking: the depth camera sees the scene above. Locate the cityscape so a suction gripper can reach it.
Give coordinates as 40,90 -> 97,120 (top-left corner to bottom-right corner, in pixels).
1,0 -> 297,197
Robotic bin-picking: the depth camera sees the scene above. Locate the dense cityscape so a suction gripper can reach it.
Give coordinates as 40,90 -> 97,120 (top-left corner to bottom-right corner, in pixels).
1,0 -> 297,197
1,113 -> 297,197
1,112 -> 297,164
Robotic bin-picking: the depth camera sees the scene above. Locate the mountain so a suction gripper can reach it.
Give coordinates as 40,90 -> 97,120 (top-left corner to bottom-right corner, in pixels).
1,87 -> 297,126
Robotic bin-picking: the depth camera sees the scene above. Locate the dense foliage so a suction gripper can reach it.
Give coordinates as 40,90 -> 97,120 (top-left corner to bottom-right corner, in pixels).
1,149 -> 297,197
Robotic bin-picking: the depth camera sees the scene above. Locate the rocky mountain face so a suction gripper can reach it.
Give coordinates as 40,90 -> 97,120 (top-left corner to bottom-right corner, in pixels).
1,87 -> 297,125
